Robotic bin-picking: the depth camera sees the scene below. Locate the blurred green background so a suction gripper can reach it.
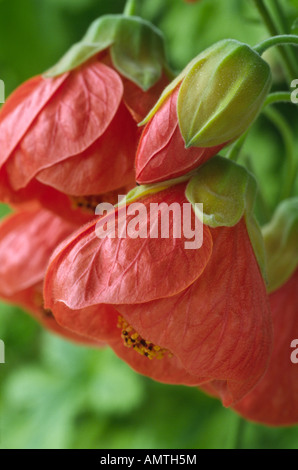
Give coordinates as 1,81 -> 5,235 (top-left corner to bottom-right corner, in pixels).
0,0 -> 298,449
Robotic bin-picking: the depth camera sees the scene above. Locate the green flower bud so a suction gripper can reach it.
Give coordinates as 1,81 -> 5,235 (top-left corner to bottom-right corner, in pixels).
177,39 -> 272,147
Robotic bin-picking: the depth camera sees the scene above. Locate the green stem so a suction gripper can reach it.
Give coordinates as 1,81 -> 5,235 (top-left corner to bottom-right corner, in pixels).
124,0 -> 137,16
253,0 -> 278,33
255,34 -> 298,55
244,155 -> 272,223
226,133 -> 248,162
270,0 -> 298,75
227,91 -> 295,162
263,106 -> 296,200
270,0 -> 289,33
253,0 -> 297,79
264,91 -> 293,107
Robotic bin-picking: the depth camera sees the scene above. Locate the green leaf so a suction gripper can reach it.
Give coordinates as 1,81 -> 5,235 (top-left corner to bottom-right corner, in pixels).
263,198 -> 298,293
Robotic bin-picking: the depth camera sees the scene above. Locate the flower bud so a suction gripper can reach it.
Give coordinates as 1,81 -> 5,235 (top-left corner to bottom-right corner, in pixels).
177,39 -> 272,147
137,39 -> 272,185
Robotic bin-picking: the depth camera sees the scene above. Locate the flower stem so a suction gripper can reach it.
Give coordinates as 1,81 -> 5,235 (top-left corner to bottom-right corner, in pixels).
264,0 -> 298,75
255,35 -> 298,55
253,0 -> 279,35
263,106 -> 296,200
270,0 -> 289,34
226,91 -> 296,162
124,0 -> 137,16
264,91 -> 293,107
253,0 -> 297,79
226,133 -> 248,162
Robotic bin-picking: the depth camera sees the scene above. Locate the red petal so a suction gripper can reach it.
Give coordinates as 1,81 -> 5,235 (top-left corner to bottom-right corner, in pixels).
35,102 -> 138,196
97,51 -> 169,122
5,62 -> 123,190
109,338 -> 208,386
135,87 -> 224,184
0,74 -> 68,167
43,184 -> 212,309
45,280 -> 209,385
0,209 -> 76,296
47,301 -> 120,343
117,219 -> 272,406
0,209 -> 101,345
122,73 -> 170,122
0,167 -> 99,225
2,281 -> 102,346
234,269 -> 298,425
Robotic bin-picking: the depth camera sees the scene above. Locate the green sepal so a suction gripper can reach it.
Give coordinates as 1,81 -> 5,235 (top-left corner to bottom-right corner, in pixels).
44,15 -> 121,77
110,17 -> 166,91
117,171 -> 196,208
185,156 -> 267,278
185,156 -> 256,227
263,198 -> 298,293
178,39 -> 272,148
139,39 -> 271,131
139,49 -> 207,126
44,15 -> 167,91
139,71 -> 185,126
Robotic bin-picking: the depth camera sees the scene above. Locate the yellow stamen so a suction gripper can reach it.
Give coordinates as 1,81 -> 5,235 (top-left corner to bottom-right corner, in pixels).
117,316 -> 173,360
70,186 -> 130,213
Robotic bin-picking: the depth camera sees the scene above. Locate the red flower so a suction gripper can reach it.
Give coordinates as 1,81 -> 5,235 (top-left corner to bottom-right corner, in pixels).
136,40 -> 271,185
0,208 -> 101,345
44,182 -> 272,406
0,52 -> 168,221
135,86 -> 224,184
231,269 -> 298,426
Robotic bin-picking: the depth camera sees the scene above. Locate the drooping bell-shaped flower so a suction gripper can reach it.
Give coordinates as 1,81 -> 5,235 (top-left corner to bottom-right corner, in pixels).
136,39 -> 272,184
44,157 -> 272,406
232,199 -> 298,425
0,208 -> 101,345
0,14 -> 169,222
232,269 -> 298,425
